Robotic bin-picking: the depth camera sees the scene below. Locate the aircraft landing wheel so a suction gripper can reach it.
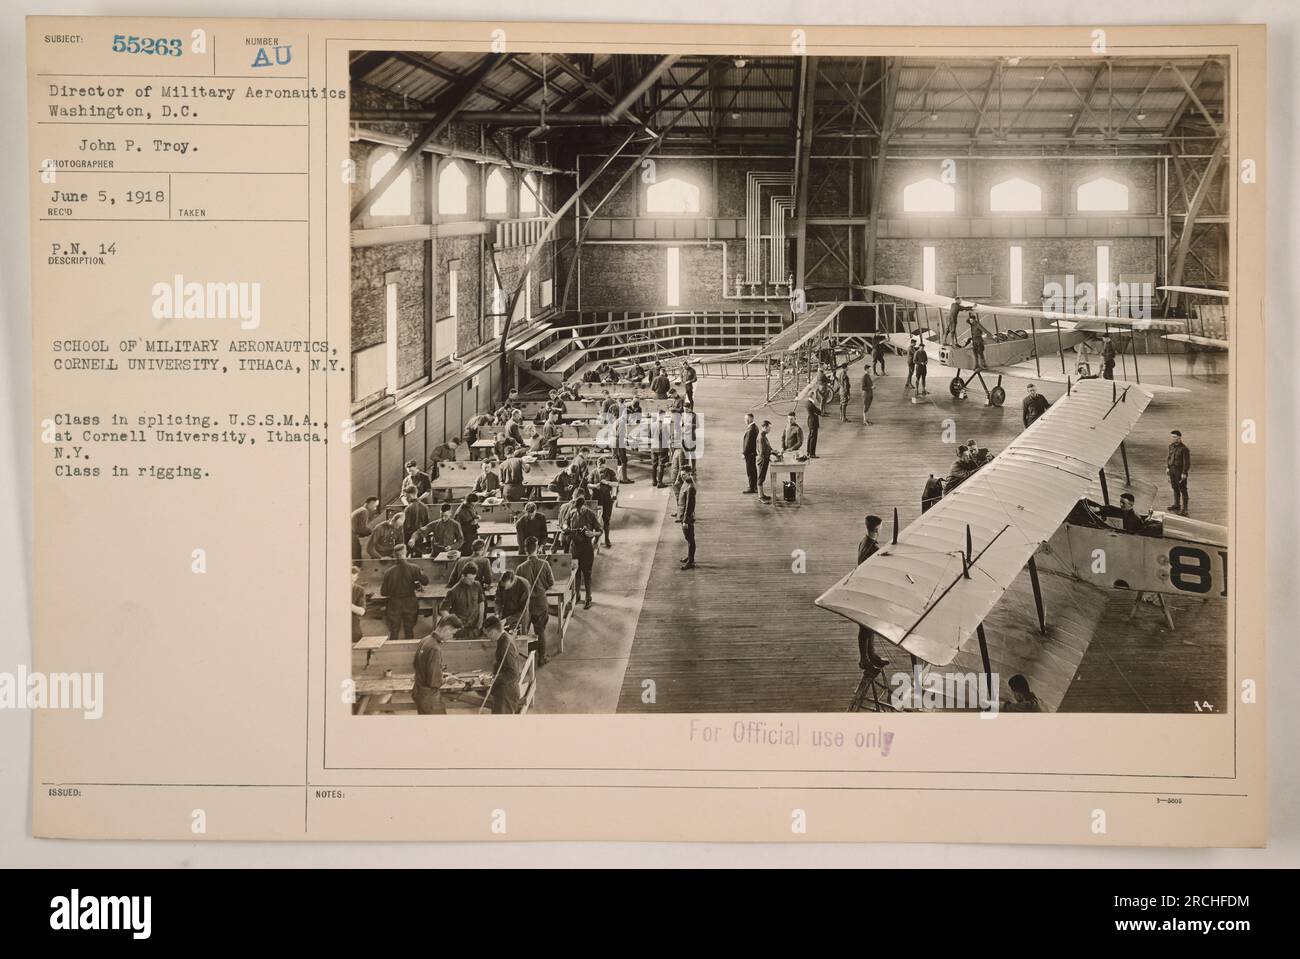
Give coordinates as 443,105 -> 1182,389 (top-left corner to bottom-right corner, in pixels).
949,378 -> 966,399
988,386 -> 1006,407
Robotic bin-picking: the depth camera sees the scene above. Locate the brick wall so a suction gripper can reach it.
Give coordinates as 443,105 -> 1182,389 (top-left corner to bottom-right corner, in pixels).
876,236 -> 1159,303
349,82 -> 556,410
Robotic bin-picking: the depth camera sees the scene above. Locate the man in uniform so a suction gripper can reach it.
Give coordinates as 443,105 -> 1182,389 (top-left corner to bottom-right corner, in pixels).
1021,383 -> 1051,428
498,453 -> 528,502
401,492 -> 430,549
1102,336 -> 1117,380
968,318 -> 987,370
677,470 -> 697,570
494,569 -> 531,632
651,366 -> 672,400
445,565 -> 486,635
921,473 -> 944,513
515,501 -> 550,553
402,460 -> 433,500
473,460 -> 501,497
564,495 -> 601,609
1167,429 -> 1191,515
382,545 -> 428,642
757,420 -> 775,503
913,342 -> 929,396
855,515 -> 887,670
452,493 -> 480,554
781,410 -> 804,488
351,496 -> 379,561
837,365 -> 851,421
804,390 -> 823,458
650,409 -> 672,489
366,510 -> 405,559
351,565 -> 367,645
741,412 -> 759,494
447,539 -> 495,588
515,537 -> 555,666
860,365 -> 875,425
426,504 -> 463,558
591,463 -> 616,548
872,334 -> 887,376
483,615 -> 523,715
905,337 -> 917,391
681,361 -> 698,407
412,614 -> 461,715
428,437 -> 462,477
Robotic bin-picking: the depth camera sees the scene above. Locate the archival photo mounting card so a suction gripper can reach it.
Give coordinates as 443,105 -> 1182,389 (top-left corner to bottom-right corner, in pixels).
25,17 -> 1267,845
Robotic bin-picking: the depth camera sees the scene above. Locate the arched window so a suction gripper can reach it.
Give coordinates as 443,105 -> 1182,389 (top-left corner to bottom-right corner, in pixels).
438,161 -> 468,216
989,177 -> 1042,212
484,168 -> 509,216
902,177 -> 955,213
645,177 -> 700,214
1077,176 -> 1129,212
519,173 -> 539,216
367,149 -> 411,217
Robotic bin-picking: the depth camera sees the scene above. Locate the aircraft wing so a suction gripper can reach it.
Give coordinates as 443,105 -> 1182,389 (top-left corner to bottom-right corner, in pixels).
1163,333 -> 1229,351
985,362 -> 1191,394
866,284 -> 1182,331
815,378 -> 1154,665
1158,285 -> 1229,299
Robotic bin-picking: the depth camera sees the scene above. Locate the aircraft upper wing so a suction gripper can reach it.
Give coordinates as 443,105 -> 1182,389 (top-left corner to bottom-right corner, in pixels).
1158,285 -> 1230,299
814,378 -> 1153,666
866,284 -> 1182,331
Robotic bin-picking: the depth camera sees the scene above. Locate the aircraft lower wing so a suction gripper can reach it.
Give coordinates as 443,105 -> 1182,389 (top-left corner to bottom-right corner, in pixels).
985,362 -> 1190,394
1164,333 -> 1229,351
815,379 -> 1154,666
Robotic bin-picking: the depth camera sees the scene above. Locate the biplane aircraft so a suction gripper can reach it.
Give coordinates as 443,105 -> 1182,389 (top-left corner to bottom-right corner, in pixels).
814,378 -> 1226,712
865,284 -> 1189,407
1158,285 -> 1230,352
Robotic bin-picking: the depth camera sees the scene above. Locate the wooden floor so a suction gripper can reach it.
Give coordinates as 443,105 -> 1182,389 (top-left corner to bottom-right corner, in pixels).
616,356 -> 1229,714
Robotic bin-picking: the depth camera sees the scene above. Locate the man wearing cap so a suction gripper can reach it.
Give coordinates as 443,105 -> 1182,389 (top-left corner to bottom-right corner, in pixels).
1021,383 -> 1051,428
741,412 -> 759,494
351,496 -> 380,561
382,544 -> 428,642
412,614 -> 460,715
1167,430 -> 1191,515
968,318 -> 987,370
837,364 -> 851,421
855,515 -> 887,670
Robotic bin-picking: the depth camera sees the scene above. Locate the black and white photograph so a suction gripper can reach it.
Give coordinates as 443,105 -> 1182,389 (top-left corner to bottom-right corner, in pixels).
346,49 -> 1231,717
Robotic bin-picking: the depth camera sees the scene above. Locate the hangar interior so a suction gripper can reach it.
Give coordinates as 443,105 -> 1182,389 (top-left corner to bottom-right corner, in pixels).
347,52 -> 1230,716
